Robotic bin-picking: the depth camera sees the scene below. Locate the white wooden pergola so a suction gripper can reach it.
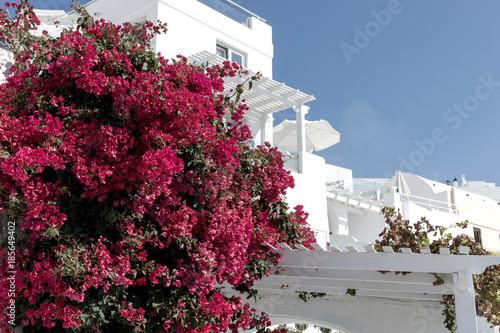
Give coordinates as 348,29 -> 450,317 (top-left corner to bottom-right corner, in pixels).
189,51 -> 315,173
224,243 -> 500,333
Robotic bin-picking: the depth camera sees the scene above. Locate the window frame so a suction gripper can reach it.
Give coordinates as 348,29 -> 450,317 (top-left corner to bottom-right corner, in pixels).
216,45 -> 228,59
473,227 -> 483,246
216,43 -> 246,67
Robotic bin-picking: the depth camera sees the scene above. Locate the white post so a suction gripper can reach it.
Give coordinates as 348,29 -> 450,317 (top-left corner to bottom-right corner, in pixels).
294,104 -> 308,173
383,188 -> 402,212
261,113 -> 274,146
453,269 -> 478,333
336,208 -> 349,235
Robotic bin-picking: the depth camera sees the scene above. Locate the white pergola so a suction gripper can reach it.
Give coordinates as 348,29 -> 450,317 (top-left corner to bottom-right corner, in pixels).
189,51 -> 315,172
326,186 -> 385,215
224,243 -> 500,333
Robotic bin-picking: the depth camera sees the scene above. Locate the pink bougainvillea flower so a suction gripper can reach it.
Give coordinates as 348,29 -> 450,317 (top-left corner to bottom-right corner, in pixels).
0,2 -> 314,332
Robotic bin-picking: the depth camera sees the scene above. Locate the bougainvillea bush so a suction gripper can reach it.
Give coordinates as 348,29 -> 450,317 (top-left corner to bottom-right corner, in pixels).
0,2 -> 315,332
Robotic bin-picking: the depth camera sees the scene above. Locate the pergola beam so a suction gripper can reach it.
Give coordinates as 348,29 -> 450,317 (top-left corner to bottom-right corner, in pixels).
253,277 -> 454,295
224,76 -> 310,110
275,250 -> 500,274
250,285 -> 447,302
327,193 -> 383,214
274,266 -> 454,285
188,51 -> 316,118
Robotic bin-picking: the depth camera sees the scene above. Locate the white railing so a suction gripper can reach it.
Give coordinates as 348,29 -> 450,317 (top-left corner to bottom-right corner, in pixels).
197,0 -> 265,26
326,179 -> 344,190
353,179 -> 385,194
279,149 -> 299,172
224,0 -> 266,22
401,193 -> 458,214
326,179 -> 383,201
310,228 -> 328,247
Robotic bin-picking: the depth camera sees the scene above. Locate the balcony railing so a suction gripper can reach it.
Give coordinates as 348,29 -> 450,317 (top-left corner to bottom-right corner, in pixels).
279,149 -> 299,172
198,0 -> 265,26
401,193 -> 459,214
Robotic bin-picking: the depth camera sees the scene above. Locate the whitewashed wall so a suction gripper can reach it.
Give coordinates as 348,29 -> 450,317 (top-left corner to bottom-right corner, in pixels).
73,0 -> 273,78
346,211 -> 385,243
453,187 -> 500,252
287,153 -> 329,247
0,47 -> 13,84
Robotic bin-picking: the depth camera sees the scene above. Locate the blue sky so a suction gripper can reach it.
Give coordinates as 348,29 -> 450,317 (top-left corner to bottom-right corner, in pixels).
11,0 -> 500,184
240,0 -> 500,185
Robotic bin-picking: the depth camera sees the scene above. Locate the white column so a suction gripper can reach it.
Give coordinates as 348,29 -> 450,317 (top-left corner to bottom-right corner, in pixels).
328,205 -> 349,237
453,269 -> 478,333
336,208 -> 349,235
383,188 -> 403,212
294,104 -> 309,173
261,113 -> 274,146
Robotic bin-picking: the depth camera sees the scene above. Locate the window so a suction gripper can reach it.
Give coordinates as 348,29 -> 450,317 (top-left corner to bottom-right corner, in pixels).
216,43 -> 246,67
216,45 -> 228,59
231,52 -> 243,65
473,227 -> 482,246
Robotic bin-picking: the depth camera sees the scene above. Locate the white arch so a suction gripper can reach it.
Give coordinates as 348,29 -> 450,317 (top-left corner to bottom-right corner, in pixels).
265,311 -> 355,333
267,317 -> 349,333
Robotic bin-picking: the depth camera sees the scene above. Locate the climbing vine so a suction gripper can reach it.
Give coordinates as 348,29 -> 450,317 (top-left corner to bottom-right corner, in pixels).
375,207 -> 500,332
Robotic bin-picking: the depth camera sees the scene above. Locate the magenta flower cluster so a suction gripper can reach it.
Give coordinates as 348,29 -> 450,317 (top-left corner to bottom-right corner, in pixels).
0,2 -> 315,332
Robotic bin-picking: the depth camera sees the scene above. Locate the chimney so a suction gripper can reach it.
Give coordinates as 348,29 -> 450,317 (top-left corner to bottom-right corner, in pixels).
453,178 -> 458,187
461,174 -> 467,187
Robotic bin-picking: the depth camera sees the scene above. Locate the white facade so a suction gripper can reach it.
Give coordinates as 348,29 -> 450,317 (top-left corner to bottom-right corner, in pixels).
460,174 -> 500,203
343,172 -> 500,253
59,0 -> 273,78
0,47 -> 13,84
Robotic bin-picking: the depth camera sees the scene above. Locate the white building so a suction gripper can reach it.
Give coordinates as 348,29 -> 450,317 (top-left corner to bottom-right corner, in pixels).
341,172 -> 500,253
0,45 -> 14,84
6,1 -> 500,332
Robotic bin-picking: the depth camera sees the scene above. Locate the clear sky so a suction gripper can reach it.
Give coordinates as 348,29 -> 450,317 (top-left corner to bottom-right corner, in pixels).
10,0 -> 500,185
241,0 -> 500,185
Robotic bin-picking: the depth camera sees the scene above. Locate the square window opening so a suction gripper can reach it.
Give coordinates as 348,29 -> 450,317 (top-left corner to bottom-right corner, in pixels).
231,52 -> 243,65
216,45 -> 228,59
473,227 -> 483,246
216,43 -> 246,67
